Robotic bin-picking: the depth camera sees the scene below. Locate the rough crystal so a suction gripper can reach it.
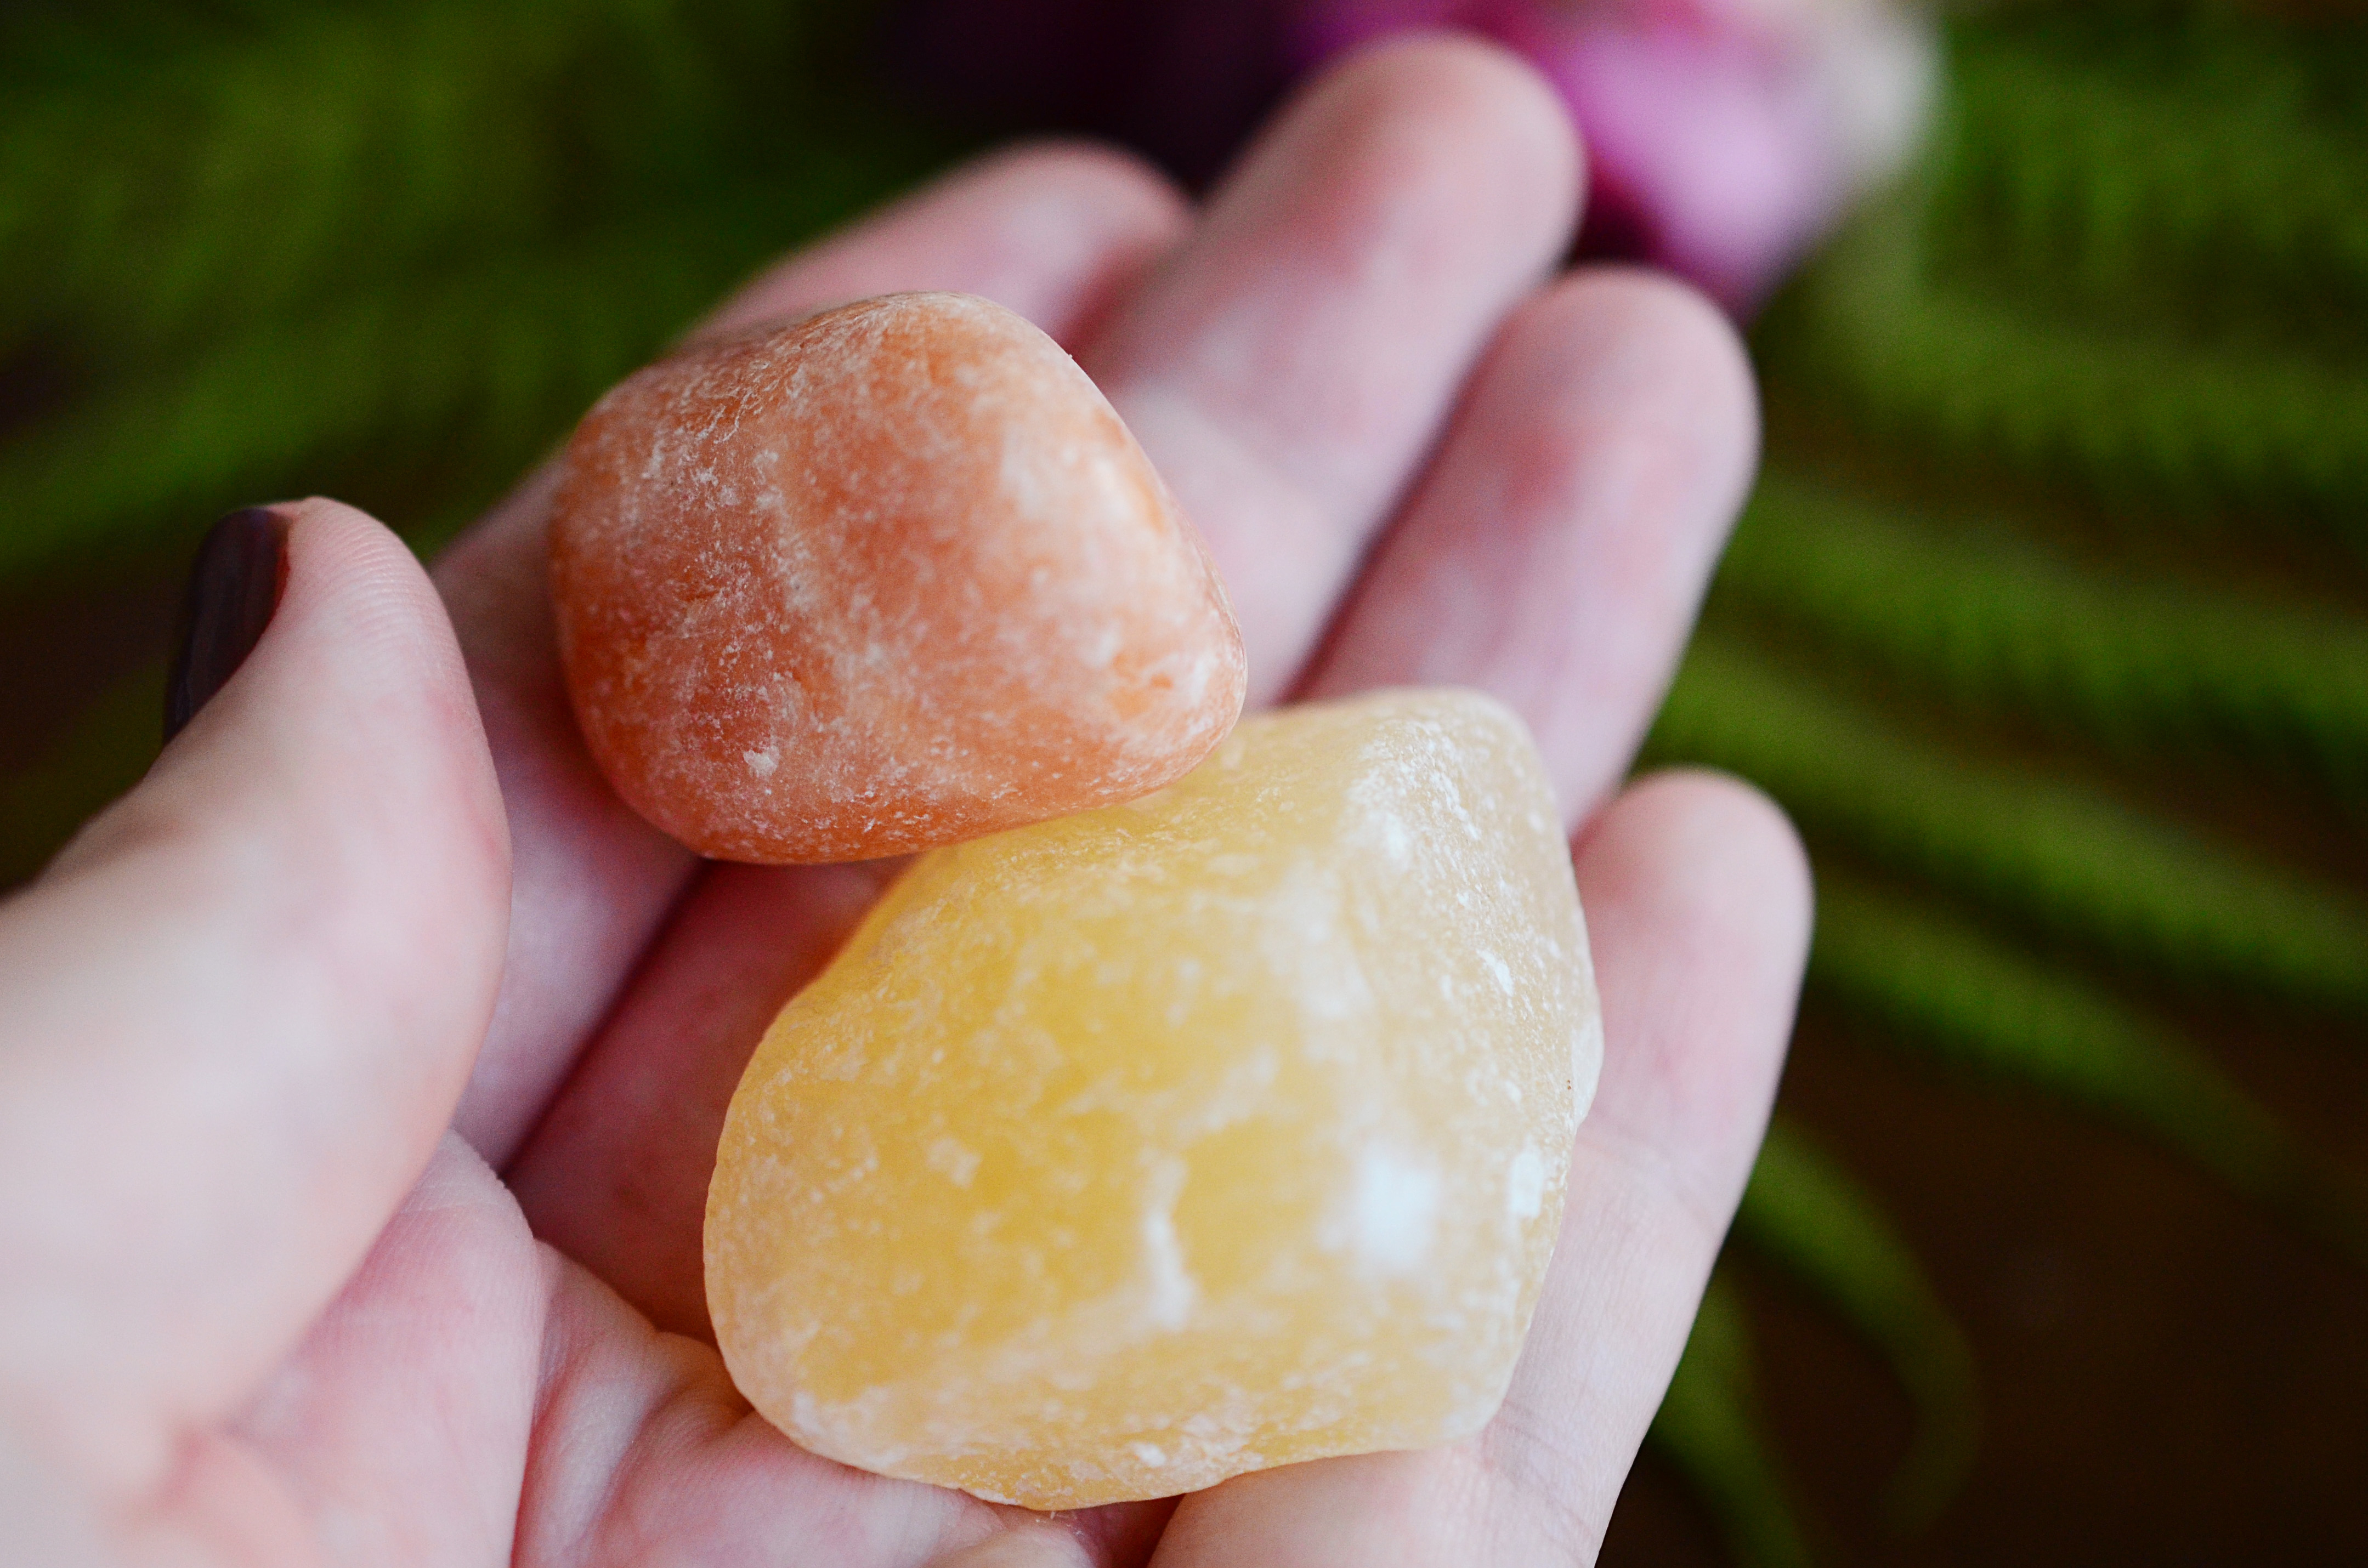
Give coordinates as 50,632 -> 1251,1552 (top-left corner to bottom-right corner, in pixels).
706,689 -> 1600,1508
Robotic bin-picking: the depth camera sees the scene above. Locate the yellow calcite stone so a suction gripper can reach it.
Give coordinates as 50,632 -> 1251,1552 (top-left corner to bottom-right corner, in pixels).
705,689 -> 1600,1510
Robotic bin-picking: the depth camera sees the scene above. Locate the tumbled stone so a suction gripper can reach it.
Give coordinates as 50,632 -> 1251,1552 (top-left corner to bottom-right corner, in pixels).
706,689 -> 1600,1509
549,291 -> 1246,863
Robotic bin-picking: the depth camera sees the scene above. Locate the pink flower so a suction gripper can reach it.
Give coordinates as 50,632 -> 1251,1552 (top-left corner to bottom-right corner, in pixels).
1293,0 -> 1934,311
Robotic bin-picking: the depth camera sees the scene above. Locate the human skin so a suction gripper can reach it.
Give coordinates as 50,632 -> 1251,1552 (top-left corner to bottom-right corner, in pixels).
0,33 -> 1809,1568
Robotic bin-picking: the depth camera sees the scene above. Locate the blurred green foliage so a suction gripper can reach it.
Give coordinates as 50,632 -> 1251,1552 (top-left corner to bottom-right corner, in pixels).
1,1 -> 2363,1564
0,0 -> 958,586
1644,1 -> 2368,1555
0,0 -> 966,880
1649,1268 -> 1818,1568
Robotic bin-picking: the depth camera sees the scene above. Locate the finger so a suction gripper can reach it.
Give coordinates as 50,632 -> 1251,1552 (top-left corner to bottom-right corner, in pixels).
499,32 -> 1582,1331
434,143 -> 1192,1166
923,1527 -> 1098,1568
1485,774 -> 1809,1556
508,859 -> 894,1338
696,141 -> 1187,349
0,501 -> 509,1488
1084,32 -> 1581,701
1149,773 -> 1810,1566
1300,268 -> 1759,825
515,1251 -> 995,1568
514,1251 -> 1175,1568
226,1135 -> 546,1568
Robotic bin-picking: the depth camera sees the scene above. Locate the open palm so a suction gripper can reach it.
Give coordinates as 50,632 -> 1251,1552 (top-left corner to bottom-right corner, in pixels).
0,36 -> 1809,1567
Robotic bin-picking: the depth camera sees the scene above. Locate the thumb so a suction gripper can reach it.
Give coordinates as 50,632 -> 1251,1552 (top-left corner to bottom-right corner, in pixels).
0,500 -> 509,1498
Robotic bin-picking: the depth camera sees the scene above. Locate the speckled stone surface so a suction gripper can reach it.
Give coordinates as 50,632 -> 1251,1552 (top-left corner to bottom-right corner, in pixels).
550,291 -> 1245,863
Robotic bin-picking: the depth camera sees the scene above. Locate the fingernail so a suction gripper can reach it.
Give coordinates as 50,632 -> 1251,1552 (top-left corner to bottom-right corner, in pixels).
166,507 -> 290,741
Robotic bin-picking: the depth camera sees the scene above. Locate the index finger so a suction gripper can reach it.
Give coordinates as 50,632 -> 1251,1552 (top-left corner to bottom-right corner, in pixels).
433,144 -> 1192,1164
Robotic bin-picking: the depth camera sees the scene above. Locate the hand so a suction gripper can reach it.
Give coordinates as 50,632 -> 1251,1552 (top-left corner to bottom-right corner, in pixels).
0,35 -> 1809,1566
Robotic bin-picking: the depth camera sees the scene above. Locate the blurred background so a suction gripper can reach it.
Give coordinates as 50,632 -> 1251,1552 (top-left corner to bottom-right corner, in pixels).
3,0 -> 2365,1560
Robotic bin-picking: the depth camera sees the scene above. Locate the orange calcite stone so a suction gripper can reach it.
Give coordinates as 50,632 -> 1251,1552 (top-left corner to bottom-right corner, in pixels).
706,689 -> 1600,1509
549,292 -> 1246,862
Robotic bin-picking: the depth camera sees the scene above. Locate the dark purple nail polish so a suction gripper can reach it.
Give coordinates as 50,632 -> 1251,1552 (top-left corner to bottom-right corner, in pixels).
165,507 -> 290,741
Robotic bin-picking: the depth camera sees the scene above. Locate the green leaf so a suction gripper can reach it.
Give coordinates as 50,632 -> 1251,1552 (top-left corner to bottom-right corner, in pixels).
1713,471 -> 2368,795
1737,1117 -> 1977,1529
1931,7 -> 2368,347
0,0 -> 771,360
1648,1269 -> 1817,1568
1810,873 -> 2368,1260
1648,634 -> 2368,1022
0,659 -> 162,888
1758,181 -> 2368,541
0,166 -> 941,578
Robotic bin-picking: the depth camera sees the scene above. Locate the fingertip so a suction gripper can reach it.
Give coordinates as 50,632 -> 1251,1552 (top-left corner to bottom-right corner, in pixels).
699,138 -> 1194,349
1522,268 -> 1760,522
247,491 -> 518,1020
951,139 -> 1196,345
970,137 -> 1193,245
251,496 -> 512,897
68,498 -> 506,905
1294,265 -> 1761,817
1571,768 -> 1809,1208
275,498 -> 473,696
1465,270 -> 1759,601
1602,266 -> 1758,480
70,491 -> 513,1030
1305,30 -> 1584,254
922,1525 -> 1096,1568
1164,26 -> 1583,332
1584,766 -> 1812,969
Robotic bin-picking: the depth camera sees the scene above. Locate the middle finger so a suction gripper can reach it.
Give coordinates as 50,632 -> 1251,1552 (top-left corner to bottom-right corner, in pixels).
1086,31 -> 1579,700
